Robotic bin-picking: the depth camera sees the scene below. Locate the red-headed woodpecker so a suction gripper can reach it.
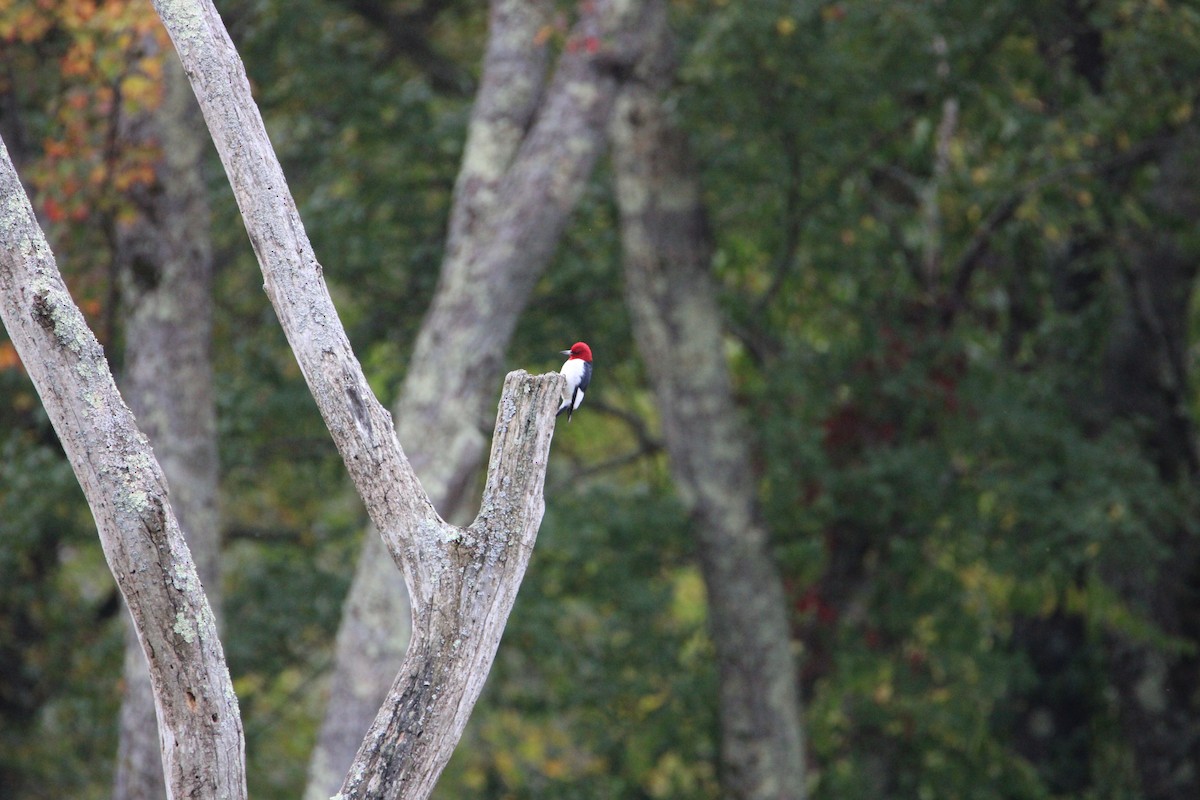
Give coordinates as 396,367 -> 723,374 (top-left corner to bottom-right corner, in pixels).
557,341 -> 593,421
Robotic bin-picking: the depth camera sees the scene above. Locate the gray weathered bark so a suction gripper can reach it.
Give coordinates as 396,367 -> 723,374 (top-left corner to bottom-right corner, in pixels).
306,0 -> 654,794
336,369 -> 563,799
149,0 -> 571,794
608,5 -> 807,798
0,139 -> 246,800
113,50 -> 220,800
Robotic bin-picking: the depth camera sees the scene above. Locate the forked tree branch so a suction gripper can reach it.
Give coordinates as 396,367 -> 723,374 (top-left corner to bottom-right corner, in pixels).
147,1 -> 567,797
2,128 -> 566,800
338,369 -> 563,798
310,0 -> 653,793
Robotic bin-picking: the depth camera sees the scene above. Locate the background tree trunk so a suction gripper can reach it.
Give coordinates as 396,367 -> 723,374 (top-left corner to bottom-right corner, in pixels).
609,5 -> 806,797
112,50 -> 220,800
304,536 -> 412,799
1100,126 -> 1200,800
305,0 -> 653,794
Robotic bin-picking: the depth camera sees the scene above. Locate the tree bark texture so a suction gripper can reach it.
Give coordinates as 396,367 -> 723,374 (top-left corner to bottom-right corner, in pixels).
113,50 -> 220,800
149,1 -> 571,794
0,139 -> 246,800
608,6 -> 807,798
307,0 -> 655,794
337,370 -> 563,800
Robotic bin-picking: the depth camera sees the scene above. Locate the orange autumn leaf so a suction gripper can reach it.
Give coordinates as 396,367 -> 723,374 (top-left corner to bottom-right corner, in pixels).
2,7 -> 53,44
113,161 -> 157,191
43,138 -> 72,159
0,341 -> 23,372
60,39 -> 99,78
43,197 -> 66,222
137,52 -> 163,82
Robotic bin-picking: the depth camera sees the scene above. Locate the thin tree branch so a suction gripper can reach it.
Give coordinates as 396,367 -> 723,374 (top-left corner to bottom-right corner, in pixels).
551,444 -> 660,490
943,138 -> 1165,325
151,0 -> 440,567
587,398 -> 664,453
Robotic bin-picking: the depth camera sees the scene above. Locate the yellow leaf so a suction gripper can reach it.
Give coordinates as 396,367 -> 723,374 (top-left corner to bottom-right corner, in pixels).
121,73 -> 160,110
637,690 -> 668,717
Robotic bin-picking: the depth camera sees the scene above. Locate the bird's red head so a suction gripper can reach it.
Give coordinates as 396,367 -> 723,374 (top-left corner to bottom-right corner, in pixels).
562,341 -> 592,362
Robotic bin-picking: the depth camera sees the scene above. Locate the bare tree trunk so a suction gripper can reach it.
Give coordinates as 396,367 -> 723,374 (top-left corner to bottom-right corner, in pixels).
113,49 -> 219,800
306,1 -> 654,794
0,139 -> 246,800
114,624 -> 169,800
608,5 -> 806,798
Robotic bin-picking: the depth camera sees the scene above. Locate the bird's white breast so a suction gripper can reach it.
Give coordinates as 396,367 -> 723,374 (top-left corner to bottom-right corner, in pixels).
561,357 -> 587,390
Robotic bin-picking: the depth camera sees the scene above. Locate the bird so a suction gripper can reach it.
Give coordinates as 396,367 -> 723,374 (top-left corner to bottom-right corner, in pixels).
556,342 -> 593,421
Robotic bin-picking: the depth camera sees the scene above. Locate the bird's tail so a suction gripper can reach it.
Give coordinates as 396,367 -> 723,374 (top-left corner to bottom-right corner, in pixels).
556,401 -> 572,421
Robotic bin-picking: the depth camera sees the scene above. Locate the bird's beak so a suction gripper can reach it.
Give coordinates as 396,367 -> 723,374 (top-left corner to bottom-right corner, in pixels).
560,349 -> 572,356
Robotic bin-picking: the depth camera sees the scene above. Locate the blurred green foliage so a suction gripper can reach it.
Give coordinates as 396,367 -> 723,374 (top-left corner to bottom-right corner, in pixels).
3,0 -> 1200,798
0,400 -> 120,799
